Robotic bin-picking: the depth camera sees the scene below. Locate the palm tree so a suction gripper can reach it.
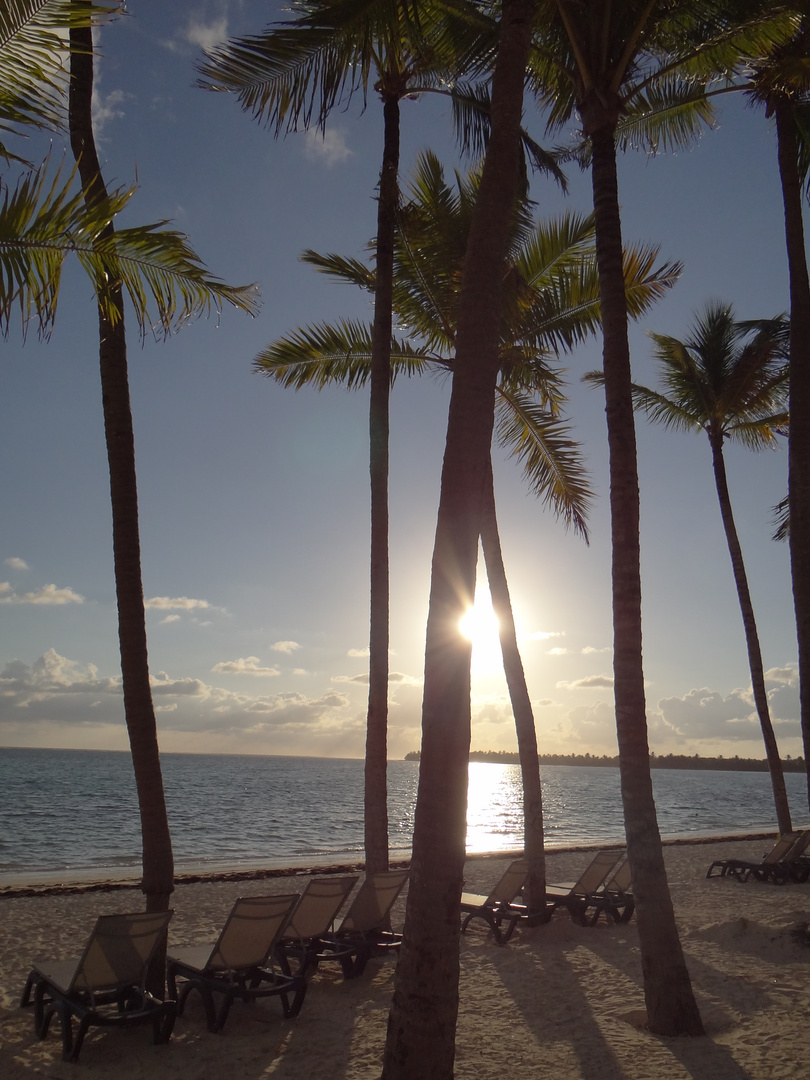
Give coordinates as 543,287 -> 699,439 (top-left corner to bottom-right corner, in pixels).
523,0 -> 767,1036
257,150 -> 680,910
197,0 -> 490,875
2,3 -> 259,943
590,303 -> 792,833
379,3 -> 537,1071
718,9 -> 810,812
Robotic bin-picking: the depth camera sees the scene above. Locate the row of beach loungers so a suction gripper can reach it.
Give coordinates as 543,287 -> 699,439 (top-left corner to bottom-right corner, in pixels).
706,829 -> 810,884
460,849 -> 634,944
19,868 -> 409,1062
27,831 -> 803,1065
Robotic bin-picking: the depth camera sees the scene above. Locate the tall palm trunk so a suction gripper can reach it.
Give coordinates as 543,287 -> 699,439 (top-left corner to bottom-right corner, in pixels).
382,3 -> 535,1076
587,113 -> 703,1036
69,23 -> 174,926
480,456 -> 546,909
365,93 -> 400,874
708,428 -> 792,833
774,98 -> 810,812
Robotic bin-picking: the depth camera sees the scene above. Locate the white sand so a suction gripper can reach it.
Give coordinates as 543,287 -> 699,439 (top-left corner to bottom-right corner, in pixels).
2,838 -> 809,1079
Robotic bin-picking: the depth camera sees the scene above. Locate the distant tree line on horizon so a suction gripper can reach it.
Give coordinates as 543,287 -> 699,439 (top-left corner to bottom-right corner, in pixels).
403,750 -> 807,773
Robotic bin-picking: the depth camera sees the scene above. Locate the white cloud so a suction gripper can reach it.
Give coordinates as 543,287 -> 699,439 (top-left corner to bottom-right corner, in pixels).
145,596 -> 210,610
557,674 -> 614,690
582,646 -> 611,655
303,128 -> 353,167
0,650 -> 373,756
548,647 -> 568,656
271,641 -> 301,654
347,647 -> 369,658
524,630 -> 565,641
159,614 -> 181,625
0,582 -> 83,605
211,657 -> 280,677
183,16 -> 228,54
4,557 -> 28,571
92,87 -> 127,134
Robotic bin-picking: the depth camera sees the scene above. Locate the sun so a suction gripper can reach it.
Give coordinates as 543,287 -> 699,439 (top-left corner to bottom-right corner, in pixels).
459,587 -> 502,676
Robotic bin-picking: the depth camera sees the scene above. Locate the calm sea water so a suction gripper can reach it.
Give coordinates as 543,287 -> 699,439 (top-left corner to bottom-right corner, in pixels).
0,747 -> 807,883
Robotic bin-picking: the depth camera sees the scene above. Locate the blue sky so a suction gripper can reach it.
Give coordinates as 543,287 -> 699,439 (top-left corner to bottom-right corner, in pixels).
0,1 -> 801,761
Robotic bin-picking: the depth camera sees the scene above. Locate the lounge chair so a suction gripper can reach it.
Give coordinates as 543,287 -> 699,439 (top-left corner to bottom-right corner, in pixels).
317,868 -> 409,978
460,859 -> 530,945
588,858 -> 634,925
20,910 -> 175,1063
273,874 -> 359,976
707,831 -> 810,884
166,893 -> 305,1032
546,849 -> 625,925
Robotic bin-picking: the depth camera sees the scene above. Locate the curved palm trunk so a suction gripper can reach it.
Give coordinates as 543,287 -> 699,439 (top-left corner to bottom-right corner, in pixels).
774,98 -> 810,812
708,430 -> 792,833
69,23 -> 174,930
365,93 -> 400,874
588,118 -> 703,1036
480,456 -> 546,909
382,3 -> 535,1076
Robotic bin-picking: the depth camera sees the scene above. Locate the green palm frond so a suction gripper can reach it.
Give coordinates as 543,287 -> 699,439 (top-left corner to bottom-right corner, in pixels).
300,248 -> 376,290
81,222 -> 260,337
0,158 -> 127,336
196,0 -> 482,133
0,0 -> 120,152
494,387 -> 593,538
0,160 -> 259,338
592,302 -> 790,449
254,318 -> 434,389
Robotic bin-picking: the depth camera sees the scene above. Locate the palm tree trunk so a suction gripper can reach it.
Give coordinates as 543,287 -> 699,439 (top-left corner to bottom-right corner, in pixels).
480,456 -> 546,909
708,429 -> 792,834
69,21 -> 174,927
365,93 -> 400,874
774,98 -> 810,812
382,3 -> 535,1076
588,117 -> 703,1037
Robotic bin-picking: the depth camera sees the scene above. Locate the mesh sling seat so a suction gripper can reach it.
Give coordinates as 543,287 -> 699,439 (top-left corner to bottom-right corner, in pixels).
20,910 -> 175,1063
460,859 -> 532,945
706,832 -> 810,885
546,849 -> 625,925
708,829 -> 807,881
588,858 -> 634,925
316,868 -> 409,978
273,874 -> 359,977
166,893 -> 304,1033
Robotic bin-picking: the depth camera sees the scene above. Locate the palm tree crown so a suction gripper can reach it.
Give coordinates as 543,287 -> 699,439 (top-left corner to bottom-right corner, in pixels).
633,303 -> 789,443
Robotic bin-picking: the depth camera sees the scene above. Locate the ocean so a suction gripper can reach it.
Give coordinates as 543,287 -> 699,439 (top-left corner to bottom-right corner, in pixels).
1,747 -> 807,885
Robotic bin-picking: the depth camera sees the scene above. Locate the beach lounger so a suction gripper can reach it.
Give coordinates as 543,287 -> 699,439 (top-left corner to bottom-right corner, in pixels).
546,849 -> 625,925
273,874 -> 359,976
166,893 -> 305,1033
706,831 -> 810,884
20,910 -> 175,1063
460,859 -> 530,945
316,868 -> 409,978
588,858 -> 634,925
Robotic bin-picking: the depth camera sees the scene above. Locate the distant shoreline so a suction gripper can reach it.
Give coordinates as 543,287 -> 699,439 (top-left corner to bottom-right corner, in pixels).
404,750 -> 808,772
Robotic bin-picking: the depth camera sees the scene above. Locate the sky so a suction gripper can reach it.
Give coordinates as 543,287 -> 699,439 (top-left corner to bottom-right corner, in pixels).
0,1 -> 803,762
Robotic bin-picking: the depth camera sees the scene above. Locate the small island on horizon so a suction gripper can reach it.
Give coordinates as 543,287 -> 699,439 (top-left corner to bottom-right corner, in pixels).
403,749 -> 807,772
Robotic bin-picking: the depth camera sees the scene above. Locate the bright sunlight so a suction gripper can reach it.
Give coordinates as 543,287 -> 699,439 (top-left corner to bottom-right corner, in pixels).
459,584 -> 503,676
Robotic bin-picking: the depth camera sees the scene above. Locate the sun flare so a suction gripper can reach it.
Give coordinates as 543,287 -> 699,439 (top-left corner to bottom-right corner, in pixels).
459,588 -> 502,676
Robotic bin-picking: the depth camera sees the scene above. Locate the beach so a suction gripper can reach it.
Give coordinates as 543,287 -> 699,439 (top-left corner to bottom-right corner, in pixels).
1,837 -> 809,1079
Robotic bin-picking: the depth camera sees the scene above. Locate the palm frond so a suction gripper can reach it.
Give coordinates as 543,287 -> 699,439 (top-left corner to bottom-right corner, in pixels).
494,387 -> 592,538
254,318 -> 434,389
0,159 -> 259,338
0,1 -> 121,140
